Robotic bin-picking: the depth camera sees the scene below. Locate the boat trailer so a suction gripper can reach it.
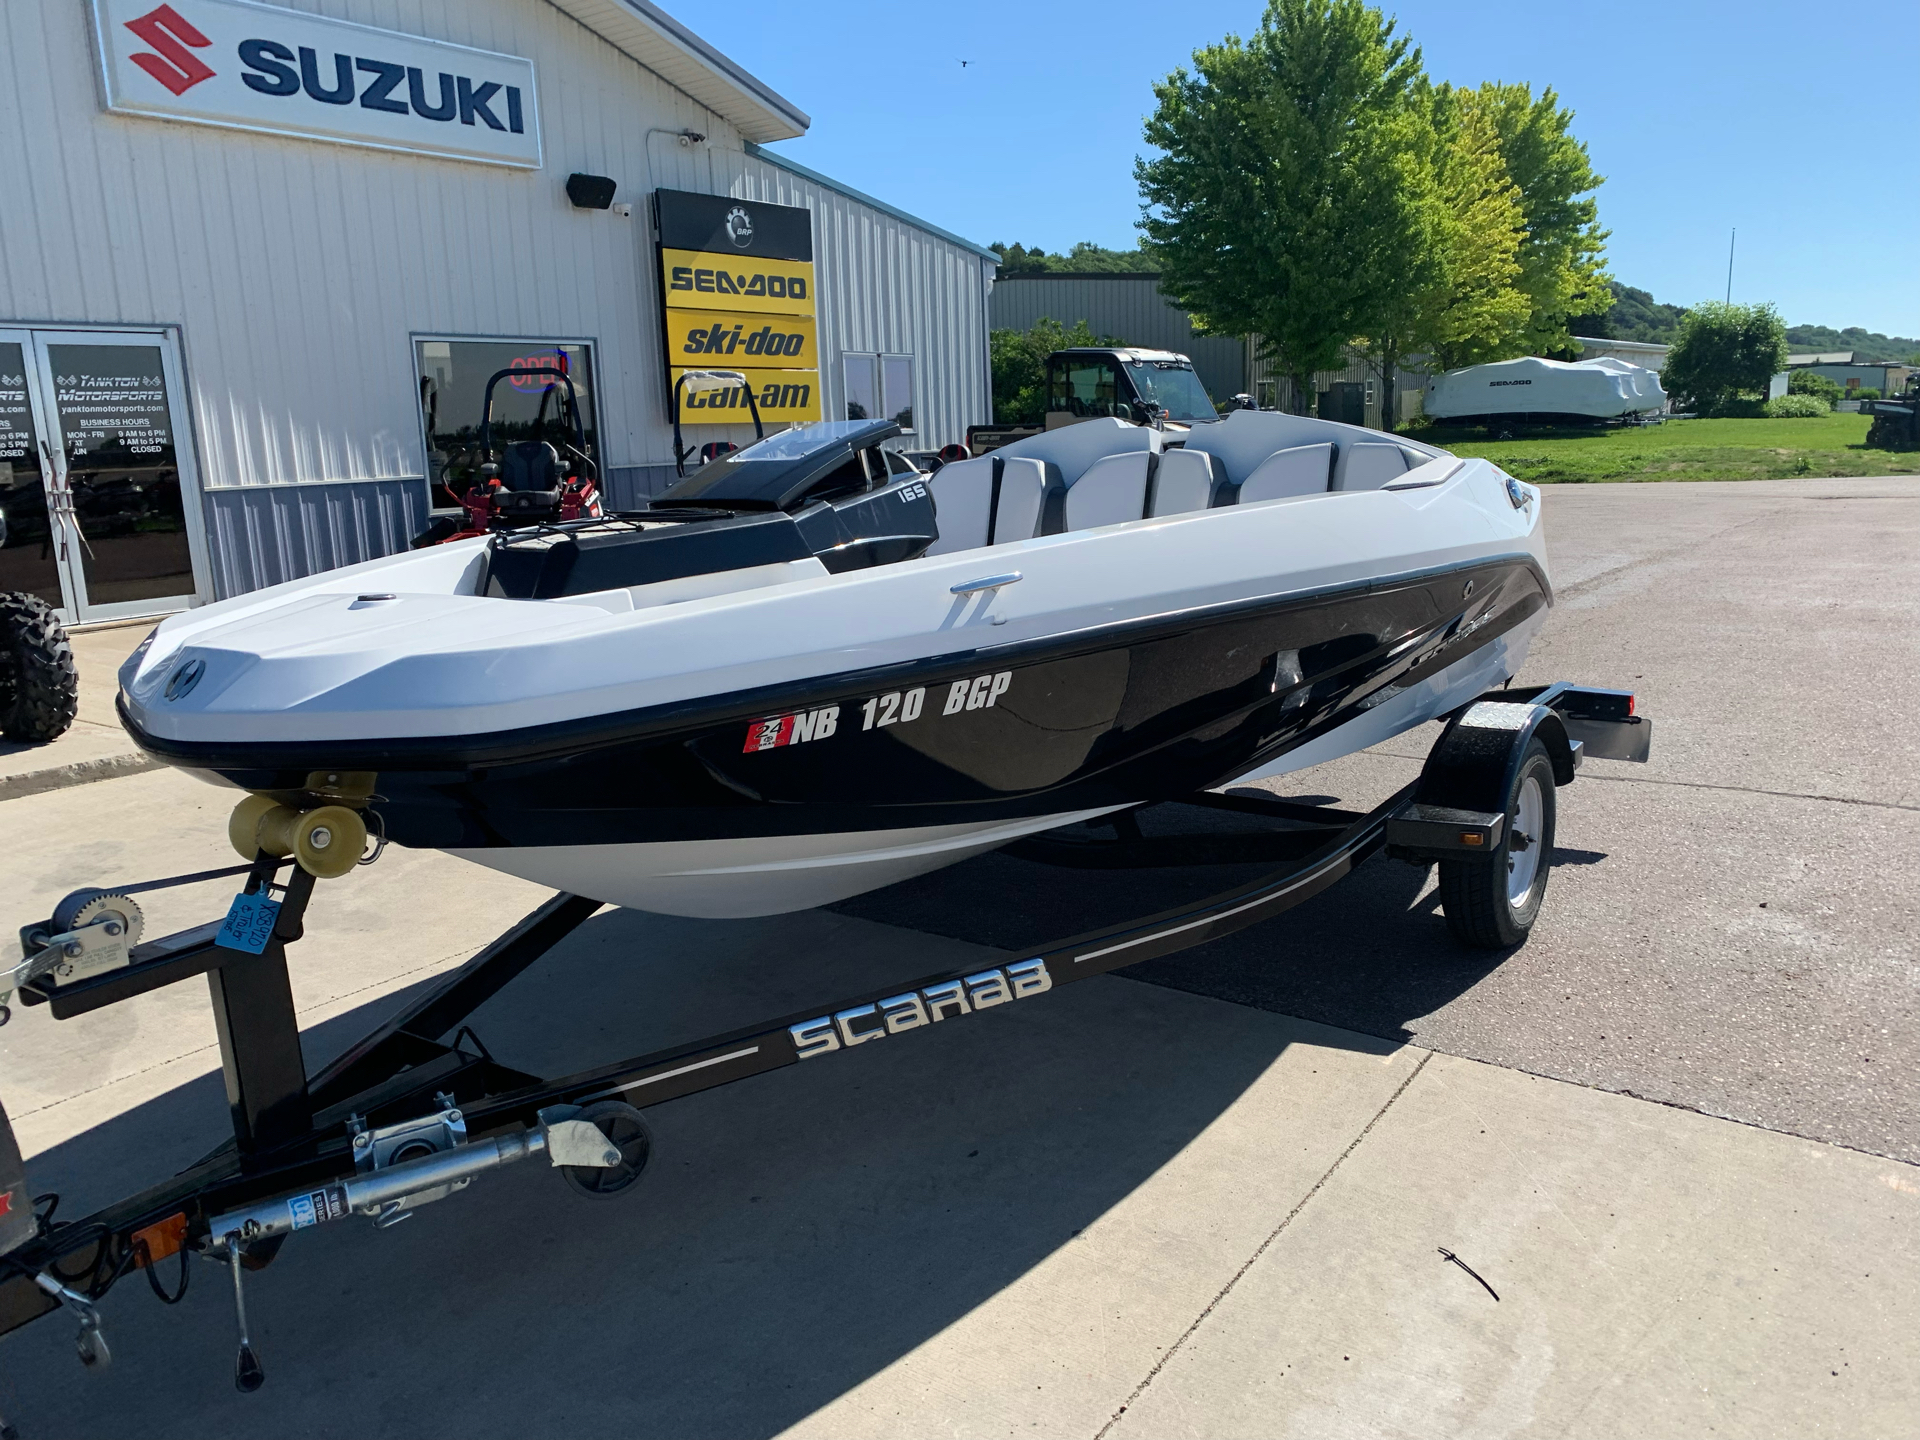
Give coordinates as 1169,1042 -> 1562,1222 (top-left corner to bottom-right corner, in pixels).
0,682 -> 1647,1415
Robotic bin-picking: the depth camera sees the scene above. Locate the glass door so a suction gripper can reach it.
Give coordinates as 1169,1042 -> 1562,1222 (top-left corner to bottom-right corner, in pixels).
0,330 -> 73,612
24,329 -> 206,623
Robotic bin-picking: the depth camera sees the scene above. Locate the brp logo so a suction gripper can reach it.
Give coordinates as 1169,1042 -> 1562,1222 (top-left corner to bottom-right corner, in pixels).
724,206 -> 753,249
124,4 -> 216,96
163,657 -> 205,702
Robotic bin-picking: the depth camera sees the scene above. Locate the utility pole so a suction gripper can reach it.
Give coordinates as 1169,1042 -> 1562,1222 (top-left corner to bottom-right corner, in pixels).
1725,228 -> 1736,304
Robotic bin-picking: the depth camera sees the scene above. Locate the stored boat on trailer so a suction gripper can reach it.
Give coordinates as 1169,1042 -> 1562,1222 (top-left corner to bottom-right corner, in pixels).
1,405 -> 1654,1408
117,411 -> 1553,917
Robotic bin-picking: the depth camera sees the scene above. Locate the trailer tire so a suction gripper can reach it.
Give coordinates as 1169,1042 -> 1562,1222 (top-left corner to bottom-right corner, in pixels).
1438,738 -> 1556,949
561,1101 -> 653,1198
0,592 -> 79,743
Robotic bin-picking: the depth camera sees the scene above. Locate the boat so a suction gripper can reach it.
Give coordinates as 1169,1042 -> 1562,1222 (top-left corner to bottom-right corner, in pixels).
1424,354 -> 1668,425
116,410 -> 1552,918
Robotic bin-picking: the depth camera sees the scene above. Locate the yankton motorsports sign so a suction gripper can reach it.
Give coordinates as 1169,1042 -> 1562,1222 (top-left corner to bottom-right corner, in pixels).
90,0 -> 541,168
656,189 -> 821,425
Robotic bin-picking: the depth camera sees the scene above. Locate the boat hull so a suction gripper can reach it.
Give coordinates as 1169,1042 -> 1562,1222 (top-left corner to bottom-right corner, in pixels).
131,553 -> 1546,913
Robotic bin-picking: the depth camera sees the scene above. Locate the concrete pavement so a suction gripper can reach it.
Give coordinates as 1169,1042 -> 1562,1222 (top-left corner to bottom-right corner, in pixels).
0,620 -> 158,801
0,477 -> 1914,1436
845,476 -> 1920,1163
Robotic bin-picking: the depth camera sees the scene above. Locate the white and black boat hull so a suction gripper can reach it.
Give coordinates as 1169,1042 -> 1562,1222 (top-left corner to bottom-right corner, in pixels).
120,436 -> 1550,917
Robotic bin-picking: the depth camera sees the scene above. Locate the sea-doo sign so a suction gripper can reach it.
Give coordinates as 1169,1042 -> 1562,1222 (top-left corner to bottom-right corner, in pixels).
90,0 -> 541,168
656,189 -> 821,424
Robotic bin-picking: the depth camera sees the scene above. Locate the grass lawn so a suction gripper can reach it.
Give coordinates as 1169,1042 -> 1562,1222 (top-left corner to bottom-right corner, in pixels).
1412,413 -> 1919,483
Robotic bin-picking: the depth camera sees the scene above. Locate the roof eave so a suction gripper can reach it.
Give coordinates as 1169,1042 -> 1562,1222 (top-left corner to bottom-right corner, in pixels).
543,0 -> 809,142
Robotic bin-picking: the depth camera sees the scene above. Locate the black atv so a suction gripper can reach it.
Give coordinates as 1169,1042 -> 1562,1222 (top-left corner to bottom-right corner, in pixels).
0,592 -> 79,743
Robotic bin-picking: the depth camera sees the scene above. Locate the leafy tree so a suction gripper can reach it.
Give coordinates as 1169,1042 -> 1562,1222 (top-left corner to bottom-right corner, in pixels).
1787,369 -> 1841,407
1362,84 -> 1529,428
989,317 -> 1123,424
1781,322 -> 1920,364
1663,301 -> 1789,416
1137,0 -> 1429,412
988,241 -> 1152,275
1467,82 -> 1611,355
1601,283 -> 1688,344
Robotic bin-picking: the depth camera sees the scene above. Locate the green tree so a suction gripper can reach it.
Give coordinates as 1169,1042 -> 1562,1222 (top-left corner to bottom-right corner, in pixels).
1137,0 -> 1429,412
1468,82 -> 1611,355
988,241 -> 1153,275
1361,85 -> 1532,428
1663,301 -> 1789,416
989,317 -> 1122,425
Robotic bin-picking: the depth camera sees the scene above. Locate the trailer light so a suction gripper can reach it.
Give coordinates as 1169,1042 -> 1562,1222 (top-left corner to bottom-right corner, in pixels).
1460,833 -> 1485,847
131,1212 -> 189,1266
1627,694 -> 1637,716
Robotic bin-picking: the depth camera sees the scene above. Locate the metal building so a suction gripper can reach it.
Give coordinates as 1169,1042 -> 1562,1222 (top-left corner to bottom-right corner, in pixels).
989,275 -> 1249,403
0,0 -> 996,624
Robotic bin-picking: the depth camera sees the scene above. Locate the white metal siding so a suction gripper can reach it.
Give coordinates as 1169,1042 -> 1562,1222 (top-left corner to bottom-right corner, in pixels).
1,0 -> 992,594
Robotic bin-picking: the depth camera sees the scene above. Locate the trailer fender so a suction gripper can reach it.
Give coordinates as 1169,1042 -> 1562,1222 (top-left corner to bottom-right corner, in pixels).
1417,701 -> 1577,820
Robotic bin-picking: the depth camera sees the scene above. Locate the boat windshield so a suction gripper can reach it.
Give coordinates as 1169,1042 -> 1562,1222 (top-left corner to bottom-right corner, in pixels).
1128,362 -> 1219,424
729,419 -> 883,462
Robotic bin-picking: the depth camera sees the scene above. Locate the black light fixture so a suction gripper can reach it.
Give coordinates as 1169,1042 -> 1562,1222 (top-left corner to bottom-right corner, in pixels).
565,173 -> 617,210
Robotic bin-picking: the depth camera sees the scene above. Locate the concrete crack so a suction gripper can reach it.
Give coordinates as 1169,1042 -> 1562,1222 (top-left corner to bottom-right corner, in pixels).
1092,1048 -> 1436,1439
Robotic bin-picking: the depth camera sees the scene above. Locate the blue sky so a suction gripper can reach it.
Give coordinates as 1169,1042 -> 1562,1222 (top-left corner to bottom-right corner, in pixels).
721,0 -> 1919,338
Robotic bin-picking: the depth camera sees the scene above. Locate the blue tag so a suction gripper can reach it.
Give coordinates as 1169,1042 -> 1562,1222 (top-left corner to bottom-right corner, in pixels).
217,891 -> 282,954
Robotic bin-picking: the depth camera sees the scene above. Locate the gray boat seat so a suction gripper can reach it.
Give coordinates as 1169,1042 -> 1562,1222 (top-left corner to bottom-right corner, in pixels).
923,455 -> 1049,555
1064,452 -> 1152,530
1147,448 -> 1218,515
1332,441 -> 1410,491
1233,442 -> 1335,505
989,416 -> 1160,486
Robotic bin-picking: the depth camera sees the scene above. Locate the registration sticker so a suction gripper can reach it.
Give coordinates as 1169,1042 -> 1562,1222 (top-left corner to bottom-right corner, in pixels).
743,705 -> 840,752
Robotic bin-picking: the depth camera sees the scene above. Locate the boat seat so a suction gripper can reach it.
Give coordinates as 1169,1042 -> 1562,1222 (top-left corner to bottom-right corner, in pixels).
989,417 -> 1160,487
1332,442 -> 1410,491
1147,448 -> 1218,516
1225,443 -> 1335,505
1064,452 -> 1153,530
923,456 -> 1049,555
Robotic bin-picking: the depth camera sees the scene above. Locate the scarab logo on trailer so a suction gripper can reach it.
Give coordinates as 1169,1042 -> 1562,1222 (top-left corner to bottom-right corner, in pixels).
789,960 -> 1055,1060
724,207 -> 754,248
94,0 -> 543,169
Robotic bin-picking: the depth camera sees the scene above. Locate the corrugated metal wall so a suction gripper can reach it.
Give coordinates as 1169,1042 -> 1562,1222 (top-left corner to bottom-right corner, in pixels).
989,276 -> 1247,402
0,0 -> 992,596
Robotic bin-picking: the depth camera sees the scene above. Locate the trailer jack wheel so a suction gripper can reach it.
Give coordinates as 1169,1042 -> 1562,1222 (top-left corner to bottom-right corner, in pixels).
560,1101 -> 652,1198
1438,737 -> 1557,949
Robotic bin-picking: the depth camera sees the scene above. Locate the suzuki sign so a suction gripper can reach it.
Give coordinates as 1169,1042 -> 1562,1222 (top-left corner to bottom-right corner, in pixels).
91,0 -> 541,168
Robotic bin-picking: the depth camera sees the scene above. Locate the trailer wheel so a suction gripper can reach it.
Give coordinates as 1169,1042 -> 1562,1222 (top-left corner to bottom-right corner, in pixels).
1438,737 -> 1557,949
561,1101 -> 653,1198
0,592 -> 79,743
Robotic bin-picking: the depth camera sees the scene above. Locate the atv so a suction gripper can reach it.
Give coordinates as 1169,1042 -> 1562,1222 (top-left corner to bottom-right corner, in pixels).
0,591 -> 78,743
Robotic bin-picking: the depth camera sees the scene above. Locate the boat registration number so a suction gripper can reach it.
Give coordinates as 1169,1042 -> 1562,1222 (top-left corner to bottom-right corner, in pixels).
743,671 -> 1013,752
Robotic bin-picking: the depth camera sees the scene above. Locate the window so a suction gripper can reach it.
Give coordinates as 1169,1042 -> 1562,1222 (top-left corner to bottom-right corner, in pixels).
1126,361 -> 1217,423
1256,379 -> 1279,411
843,353 -> 915,433
416,338 -> 598,507
1050,357 -> 1124,419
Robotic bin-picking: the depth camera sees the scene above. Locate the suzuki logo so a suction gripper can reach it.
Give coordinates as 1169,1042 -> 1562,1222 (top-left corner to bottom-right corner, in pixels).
125,4 -> 215,96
